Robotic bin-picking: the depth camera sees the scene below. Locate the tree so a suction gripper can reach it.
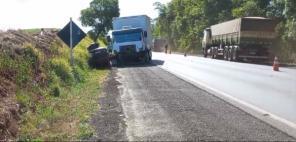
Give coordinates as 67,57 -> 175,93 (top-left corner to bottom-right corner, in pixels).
232,0 -> 269,18
80,0 -> 119,42
266,0 -> 285,18
154,0 -> 234,52
284,0 -> 296,40
153,2 -> 169,38
204,0 -> 233,24
153,0 -> 295,62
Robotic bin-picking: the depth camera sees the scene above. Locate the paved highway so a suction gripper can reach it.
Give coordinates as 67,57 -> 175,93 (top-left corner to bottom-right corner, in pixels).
92,53 -> 296,141
93,61 -> 295,141
153,52 -> 296,136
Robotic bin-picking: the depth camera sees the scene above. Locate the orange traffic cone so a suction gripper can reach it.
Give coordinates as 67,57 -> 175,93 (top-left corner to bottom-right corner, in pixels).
273,56 -> 279,71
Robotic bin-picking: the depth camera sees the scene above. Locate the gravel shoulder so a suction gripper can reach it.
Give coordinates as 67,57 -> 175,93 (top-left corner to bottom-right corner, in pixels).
89,69 -> 127,141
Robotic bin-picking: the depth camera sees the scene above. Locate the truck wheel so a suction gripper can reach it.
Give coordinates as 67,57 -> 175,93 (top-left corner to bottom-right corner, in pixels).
228,49 -> 233,61
203,48 -> 208,58
213,47 -> 218,59
149,50 -> 152,61
117,55 -> 123,66
233,48 -> 238,61
211,47 -> 214,59
116,59 -> 121,67
144,51 -> 150,63
223,49 -> 228,60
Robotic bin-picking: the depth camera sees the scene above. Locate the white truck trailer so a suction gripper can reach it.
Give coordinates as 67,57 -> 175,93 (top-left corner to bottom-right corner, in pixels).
107,15 -> 152,63
202,17 -> 278,62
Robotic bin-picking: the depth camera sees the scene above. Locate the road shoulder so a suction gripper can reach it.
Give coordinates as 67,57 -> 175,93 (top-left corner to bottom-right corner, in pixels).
89,69 -> 127,141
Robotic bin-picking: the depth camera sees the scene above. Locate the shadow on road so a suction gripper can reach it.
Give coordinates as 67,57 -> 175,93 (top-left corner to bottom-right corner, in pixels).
115,59 -> 165,68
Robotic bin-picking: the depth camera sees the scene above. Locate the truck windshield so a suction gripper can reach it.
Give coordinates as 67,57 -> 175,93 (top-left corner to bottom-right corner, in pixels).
113,32 -> 142,43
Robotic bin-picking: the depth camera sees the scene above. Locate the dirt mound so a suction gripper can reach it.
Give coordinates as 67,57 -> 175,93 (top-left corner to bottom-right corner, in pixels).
0,29 -> 59,57
0,29 -> 59,141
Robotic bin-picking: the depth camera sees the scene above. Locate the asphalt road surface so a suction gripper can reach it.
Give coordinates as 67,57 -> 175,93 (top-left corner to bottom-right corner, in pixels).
153,53 -> 296,126
93,60 -> 295,141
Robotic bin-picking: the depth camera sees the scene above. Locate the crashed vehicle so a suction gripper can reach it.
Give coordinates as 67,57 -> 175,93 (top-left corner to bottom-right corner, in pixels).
88,43 -> 110,67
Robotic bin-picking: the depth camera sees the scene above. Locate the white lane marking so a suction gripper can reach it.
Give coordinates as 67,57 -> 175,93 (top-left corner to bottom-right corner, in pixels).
158,64 -> 296,138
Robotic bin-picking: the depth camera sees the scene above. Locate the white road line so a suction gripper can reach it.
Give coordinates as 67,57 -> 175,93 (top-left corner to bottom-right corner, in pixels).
158,64 -> 296,138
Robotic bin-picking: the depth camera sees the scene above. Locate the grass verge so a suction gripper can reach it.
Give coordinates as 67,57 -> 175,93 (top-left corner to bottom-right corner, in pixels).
0,29 -> 109,141
18,69 -> 108,141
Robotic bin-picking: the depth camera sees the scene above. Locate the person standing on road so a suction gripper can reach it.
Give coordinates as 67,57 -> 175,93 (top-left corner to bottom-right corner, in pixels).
165,44 -> 168,54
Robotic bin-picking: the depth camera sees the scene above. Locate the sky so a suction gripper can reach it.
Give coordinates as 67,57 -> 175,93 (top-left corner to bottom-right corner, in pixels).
0,0 -> 171,31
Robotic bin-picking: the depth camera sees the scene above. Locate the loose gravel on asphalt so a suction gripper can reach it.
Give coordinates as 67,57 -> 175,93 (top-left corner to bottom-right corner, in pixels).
91,61 -> 295,141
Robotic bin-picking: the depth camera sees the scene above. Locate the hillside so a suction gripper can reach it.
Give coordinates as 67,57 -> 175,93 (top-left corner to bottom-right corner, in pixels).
0,29 -> 108,141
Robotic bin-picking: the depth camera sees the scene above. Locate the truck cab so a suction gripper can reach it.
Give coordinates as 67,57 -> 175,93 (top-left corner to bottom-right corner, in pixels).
109,28 -> 151,62
108,15 -> 152,64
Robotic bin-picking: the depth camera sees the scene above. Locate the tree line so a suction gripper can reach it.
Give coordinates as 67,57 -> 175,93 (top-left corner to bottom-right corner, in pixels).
153,0 -> 296,61
79,0 -> 295,62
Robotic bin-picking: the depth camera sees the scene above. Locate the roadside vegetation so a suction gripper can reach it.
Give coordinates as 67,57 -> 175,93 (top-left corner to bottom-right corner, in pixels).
80,0 -> 119,42
153,0 -> 296,63
0,29 -> 108,141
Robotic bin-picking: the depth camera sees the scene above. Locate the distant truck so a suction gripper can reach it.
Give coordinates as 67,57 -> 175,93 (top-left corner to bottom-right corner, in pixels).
202,17 -> 278,61
107,15 -> 152,63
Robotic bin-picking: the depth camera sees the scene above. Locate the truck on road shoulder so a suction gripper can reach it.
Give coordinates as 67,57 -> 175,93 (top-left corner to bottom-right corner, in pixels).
107,15 -> 152,64
202,17 -> 278,62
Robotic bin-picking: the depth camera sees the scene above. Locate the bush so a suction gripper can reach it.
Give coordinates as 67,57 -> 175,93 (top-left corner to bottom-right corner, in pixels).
50,85 -> 61,97
74,57 -> 89,71
74,40 -> 91,71
72,66 -> 87,83
46,70 -> 59,85
50,58 -> 74,85
15,62 -> 32,86
15,44 -> 43,86
0,51 -> 32,86
23,44 -> 42,67
273,39 -> 296,63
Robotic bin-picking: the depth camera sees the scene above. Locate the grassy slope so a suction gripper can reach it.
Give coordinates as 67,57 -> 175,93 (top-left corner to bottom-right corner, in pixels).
0,30 -> 108,140
18,69 -> 107,141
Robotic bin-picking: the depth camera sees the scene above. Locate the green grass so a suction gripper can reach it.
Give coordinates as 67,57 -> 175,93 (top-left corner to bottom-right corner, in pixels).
18,69 -> 108,141
0,30 -> 109,140
21,28 -> 59,35
21,29 -> 42,35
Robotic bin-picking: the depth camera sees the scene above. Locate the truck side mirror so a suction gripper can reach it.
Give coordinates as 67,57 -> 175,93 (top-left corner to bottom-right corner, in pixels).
106,36 -> 111,42
144,31 -> 147,37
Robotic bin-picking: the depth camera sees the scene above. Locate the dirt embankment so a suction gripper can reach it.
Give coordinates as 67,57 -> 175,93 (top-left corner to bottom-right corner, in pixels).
0,29 -> 58,141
